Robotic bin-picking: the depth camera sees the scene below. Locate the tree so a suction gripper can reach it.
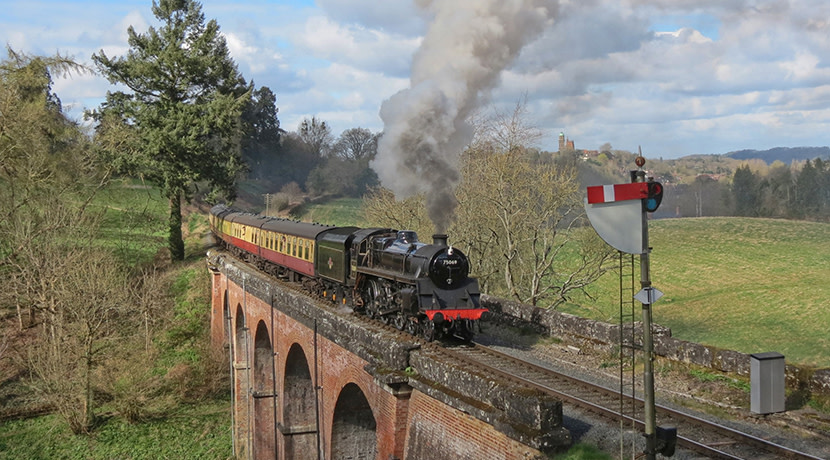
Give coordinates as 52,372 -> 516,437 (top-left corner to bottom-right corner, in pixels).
0,49 -> 114,331
362,187 -> 432,237
297,116 -> 334,158
241,85 -> 282,179
482,95 -> 542,154
732,165 -> 760,217
332,127 -> 378,161
758,161 -> 794,218
0,48 -> 96,269
794,159 -> 821,218
305,156 -> 379,197
27,247 -> 132,434
92,0 -> 250,260
455,147 -> 613,306
305,127 -> 380,197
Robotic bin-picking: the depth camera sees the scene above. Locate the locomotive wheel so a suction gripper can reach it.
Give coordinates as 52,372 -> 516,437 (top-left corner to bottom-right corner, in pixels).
405,318 -> 418,336
364,281 -> 380,319
456,320 -> 474,342
393,313 -> 406,330
422,321 -> 436,342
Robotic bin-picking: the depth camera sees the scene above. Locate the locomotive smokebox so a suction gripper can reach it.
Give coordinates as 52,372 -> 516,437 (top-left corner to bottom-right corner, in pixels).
432,234 -> 448,247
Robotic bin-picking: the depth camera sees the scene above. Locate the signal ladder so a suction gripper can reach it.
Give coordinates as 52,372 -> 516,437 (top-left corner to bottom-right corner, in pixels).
618,251 -> 639,459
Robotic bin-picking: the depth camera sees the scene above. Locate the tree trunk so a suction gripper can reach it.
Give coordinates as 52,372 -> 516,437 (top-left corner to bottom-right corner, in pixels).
168,191 -> 185,260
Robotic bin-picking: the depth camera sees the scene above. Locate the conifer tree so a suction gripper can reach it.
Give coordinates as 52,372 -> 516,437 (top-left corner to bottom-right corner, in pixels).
92,0 -> 249,259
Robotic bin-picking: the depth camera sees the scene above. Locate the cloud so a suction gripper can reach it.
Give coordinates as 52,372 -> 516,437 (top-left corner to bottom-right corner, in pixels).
316,0 -> 427,36
298,15 -> 420,77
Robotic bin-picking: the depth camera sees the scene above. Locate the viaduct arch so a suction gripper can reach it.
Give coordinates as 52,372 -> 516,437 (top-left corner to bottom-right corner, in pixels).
207,250 -> 570,459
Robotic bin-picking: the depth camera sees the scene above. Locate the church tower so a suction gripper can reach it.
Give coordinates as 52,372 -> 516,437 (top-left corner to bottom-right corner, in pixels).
559,132 -> 565,152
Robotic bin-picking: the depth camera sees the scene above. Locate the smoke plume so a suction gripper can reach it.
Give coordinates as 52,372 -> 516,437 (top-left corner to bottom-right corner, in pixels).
372,0 -> 558,233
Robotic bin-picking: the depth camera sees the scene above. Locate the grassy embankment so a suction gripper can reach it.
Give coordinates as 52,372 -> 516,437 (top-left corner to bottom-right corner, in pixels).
0,179 -> 232,459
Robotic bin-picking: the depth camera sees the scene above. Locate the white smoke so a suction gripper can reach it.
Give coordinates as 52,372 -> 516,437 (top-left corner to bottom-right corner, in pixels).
372,0 -> 559,233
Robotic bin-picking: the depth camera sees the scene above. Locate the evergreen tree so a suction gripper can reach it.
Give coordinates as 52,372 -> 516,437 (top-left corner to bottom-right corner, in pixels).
732,165 -> 760,217
241,85 -> 282,179
795,160 -> 821,218
92,0 -> 249,260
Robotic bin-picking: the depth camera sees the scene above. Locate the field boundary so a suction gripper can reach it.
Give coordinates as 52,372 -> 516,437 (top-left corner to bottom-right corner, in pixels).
482,295 -> 830,397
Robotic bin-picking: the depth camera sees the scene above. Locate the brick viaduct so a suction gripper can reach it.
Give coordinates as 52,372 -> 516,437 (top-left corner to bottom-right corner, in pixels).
206,250 -> 570,460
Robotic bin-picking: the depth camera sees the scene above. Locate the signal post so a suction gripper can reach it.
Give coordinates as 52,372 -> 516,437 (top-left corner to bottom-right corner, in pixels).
585,155 -> 674,459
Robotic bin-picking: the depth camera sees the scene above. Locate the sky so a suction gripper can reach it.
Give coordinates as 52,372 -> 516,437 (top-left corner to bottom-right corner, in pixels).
2,0 -> 830,159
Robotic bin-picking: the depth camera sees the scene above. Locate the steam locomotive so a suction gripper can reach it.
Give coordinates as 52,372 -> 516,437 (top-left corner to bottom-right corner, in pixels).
209,204 -> 485,340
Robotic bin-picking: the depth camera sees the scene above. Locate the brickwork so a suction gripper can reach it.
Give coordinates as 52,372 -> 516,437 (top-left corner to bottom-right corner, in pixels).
404,390 -> 547,460
207,250 -> 569,459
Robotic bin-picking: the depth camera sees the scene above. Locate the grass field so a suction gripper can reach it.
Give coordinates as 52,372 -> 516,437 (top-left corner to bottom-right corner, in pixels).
290,197 -> 367,227
0,401 -> 231,460
90,178 -> 168,265
567,217 -> 830,368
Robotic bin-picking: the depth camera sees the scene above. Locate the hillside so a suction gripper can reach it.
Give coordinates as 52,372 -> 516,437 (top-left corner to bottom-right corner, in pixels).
725,146 -> 830,164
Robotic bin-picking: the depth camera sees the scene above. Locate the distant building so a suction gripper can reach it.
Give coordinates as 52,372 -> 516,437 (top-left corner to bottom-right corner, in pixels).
558,132 -> 575,152
695,173 -> 724,181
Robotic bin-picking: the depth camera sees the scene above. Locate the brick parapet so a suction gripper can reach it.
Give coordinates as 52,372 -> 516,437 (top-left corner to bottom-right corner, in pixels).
408,349 -> 570,452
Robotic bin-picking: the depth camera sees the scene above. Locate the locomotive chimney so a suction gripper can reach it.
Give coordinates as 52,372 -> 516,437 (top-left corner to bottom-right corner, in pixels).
432,234 -> 448,247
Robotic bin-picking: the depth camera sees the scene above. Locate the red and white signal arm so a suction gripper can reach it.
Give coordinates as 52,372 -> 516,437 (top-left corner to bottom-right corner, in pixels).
585,183 -> 648,255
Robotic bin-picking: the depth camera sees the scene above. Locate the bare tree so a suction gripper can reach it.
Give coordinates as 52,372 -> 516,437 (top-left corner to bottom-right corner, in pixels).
26,247 -> 132,433
297,116 -> 334,158
332,127 -> 378,160
453,99 -> 615,307
484,94 -> 543,154
361,187 -> 432,237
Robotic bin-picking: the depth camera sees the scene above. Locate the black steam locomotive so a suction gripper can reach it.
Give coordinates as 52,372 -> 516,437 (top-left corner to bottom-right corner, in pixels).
209,204 -> 484,340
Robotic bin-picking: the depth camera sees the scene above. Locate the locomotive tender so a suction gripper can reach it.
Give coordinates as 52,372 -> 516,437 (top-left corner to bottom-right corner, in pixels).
209,204 -> 484,340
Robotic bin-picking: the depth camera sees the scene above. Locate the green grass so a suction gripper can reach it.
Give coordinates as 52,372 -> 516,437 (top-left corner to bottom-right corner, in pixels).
0,401 -> 232,460
689,369 -> 751,392
552,443 -> 613,459
90,178 -> 168,266
291,197 -> 367,226
566,217 -> 830,368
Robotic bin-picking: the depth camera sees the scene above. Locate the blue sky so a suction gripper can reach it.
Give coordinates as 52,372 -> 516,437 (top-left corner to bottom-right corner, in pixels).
2,0 -> 830,159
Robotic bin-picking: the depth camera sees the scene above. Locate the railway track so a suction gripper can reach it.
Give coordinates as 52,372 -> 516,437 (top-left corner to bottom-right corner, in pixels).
439,343 -> 824,460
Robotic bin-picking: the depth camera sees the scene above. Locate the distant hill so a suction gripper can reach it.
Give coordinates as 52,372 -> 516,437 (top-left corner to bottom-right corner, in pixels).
725,146 -> 830,164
